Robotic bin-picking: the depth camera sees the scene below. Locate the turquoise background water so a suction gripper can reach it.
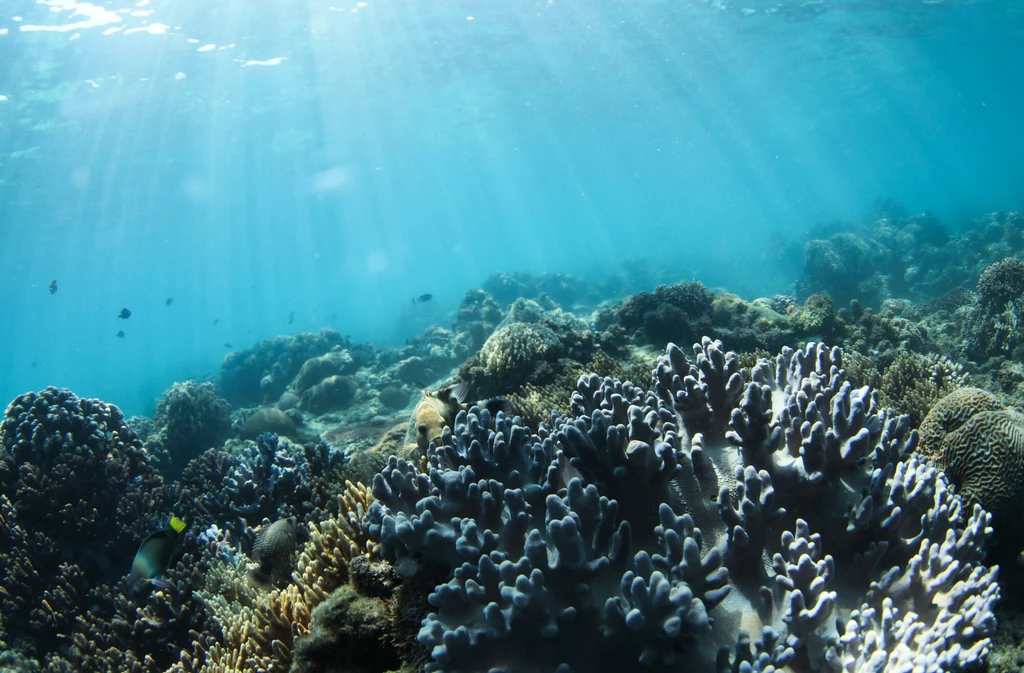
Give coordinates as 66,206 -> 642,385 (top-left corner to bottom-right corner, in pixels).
1,0 -> 1021,415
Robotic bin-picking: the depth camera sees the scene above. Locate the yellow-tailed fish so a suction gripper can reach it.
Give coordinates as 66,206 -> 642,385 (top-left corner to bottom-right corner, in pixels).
129,516 -> 186,590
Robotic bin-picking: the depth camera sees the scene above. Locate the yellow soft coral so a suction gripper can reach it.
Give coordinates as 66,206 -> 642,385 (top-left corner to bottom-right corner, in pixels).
197,481 -> 376,673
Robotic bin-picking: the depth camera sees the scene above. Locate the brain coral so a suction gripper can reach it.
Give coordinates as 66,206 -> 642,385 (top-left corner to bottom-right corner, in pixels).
920,387 -> 1024,555
917,387 -> 1004,458
365,337 -> 999,673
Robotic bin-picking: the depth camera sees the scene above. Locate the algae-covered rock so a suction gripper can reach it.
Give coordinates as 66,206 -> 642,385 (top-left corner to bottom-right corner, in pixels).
241,407 -> 297,440
291,584 -> 399,673
294,351 -> 357,395
301,375 -> 358,415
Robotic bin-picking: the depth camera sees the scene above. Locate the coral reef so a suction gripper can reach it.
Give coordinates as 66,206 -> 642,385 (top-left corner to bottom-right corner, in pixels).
240,407 -> 297,440
218,329 -> 353,407
0,387 -> 219,672
173,432 -> 349,545
798,211 -> 1024,310
508,350 -> 653,431
479,322 -> 563,382
300,375 -> 359,414
467,302 -> 595,395
451,290 -> 505,360
878,351 -> 970,426
145,380 -> 232,475
364,337 -> 998,672
197,481 -> 377,673
613,281 -> 714,347
959,257 -> 1024,362
0,388 -> 166,653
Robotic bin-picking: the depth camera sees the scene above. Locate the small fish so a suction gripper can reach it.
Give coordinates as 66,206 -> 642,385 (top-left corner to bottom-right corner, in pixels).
288,311 -> 295,325
129,516 -> 186,591
118,308 -> 132,319
412,293 -> 433,304
49,280 -> 58,295
247,516 -> 298,588
116,330 -> 125,339
409,382 -> 511,455
224,342 -> 233,349
165,297 -> 173,306
31,361 -> 36,368
212,318 -> 220,326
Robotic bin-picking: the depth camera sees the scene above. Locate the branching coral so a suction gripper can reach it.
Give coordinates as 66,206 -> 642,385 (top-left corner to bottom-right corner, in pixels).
479,322 -> 564,383
172,432 -> 349,547
960,258 -> 1024,361
0,387 -> 168,659
198,481 -> 376,673
615,281 -> 714,347
508,351 -> 652,431
145,380 -> 232,475
364,337 -> 998,673
879,351 -> 970,426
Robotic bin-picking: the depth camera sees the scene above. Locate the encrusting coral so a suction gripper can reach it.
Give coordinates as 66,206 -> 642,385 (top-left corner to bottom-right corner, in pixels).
365,336 -> 999,673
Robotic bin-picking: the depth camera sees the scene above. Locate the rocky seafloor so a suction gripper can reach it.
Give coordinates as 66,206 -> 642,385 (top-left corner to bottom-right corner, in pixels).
3,209 -> 1024,672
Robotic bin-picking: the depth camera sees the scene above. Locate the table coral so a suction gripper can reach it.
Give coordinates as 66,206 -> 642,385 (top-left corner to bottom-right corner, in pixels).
364,337 -> 999,673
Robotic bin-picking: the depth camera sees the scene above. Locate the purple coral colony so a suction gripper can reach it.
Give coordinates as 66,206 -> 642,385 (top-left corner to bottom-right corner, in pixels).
6,211 -> 1024,673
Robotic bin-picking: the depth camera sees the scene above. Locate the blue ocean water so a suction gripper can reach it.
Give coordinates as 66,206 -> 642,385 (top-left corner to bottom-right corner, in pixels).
0,0 -> 1021,416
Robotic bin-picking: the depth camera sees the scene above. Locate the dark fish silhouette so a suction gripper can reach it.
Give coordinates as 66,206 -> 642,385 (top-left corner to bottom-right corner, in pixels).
118,308 -> 132,319
412,293 -> 433,304
212,318 -> 220,326
247,517 -> 297,587
165,298 -> 173,306
116,330 -> 125,339
129,516 -> 186,591
224,343 -> 233,349
288,311 -> 295,325
49,280 -> 58,295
